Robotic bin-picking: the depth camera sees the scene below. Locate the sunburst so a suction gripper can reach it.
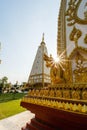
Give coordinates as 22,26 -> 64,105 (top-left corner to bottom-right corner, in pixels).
53,48 -> 69,71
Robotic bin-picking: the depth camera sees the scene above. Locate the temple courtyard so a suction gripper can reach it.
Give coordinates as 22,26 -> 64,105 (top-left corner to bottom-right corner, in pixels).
0,111 -> 34,130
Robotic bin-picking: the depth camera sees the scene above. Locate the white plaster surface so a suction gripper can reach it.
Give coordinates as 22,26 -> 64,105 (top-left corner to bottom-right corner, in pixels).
0,111 -> 35,130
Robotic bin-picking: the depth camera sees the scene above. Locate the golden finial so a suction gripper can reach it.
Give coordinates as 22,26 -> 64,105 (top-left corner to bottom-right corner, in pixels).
42,33 -> 44,42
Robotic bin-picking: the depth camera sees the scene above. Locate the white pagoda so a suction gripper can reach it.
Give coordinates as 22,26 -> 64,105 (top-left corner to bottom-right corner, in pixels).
28,34 -> 51,87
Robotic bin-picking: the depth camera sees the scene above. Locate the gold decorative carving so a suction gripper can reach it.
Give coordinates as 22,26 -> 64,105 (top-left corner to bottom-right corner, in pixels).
84,34 -> 87,44
84,11 -> 87,20
43,90 -> 49,97
22,97 -> 87,114
63,90 -> 70,98
49,90 -> 55,97
35,90 -> 40,96
73,51 -> 87,82
66,0 -> 87,26
69,26 -> 82,47
82,90 -> 87,100
72,90 -> 80,100
40,89 -> 49,97
63,60 -> 72,83
69,47 -> 87,58
29,89 -> 35,96
55,90 -> 62,98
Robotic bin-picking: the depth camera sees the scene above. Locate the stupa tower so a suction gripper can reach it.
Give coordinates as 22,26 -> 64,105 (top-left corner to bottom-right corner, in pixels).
28,34 -> 50,87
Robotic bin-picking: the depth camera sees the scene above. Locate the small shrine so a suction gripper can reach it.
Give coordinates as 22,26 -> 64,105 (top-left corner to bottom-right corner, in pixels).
21,0 -> 87,130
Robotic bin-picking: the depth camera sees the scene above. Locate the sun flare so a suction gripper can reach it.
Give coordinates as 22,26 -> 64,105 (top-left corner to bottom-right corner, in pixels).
53,52 -> 67,71
54,56 -> 60,63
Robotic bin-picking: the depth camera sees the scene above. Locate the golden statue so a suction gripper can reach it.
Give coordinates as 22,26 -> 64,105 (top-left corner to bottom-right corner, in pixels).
44,54 -> 64,84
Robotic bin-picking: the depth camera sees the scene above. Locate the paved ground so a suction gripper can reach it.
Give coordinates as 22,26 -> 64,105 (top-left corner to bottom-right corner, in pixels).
0,111 -> 35,130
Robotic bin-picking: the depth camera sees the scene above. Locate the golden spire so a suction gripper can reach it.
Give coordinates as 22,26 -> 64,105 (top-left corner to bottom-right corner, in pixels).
42,33 -> 44,42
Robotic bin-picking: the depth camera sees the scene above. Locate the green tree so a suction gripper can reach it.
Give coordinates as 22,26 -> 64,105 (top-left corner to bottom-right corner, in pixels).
21,82 -> 27,91
2,76 -> 8,88
0,79 -> 3,93
6,82 -> 12,92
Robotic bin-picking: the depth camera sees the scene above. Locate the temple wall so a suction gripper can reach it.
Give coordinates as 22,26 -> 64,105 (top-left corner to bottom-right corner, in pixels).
65,0 -> 87,56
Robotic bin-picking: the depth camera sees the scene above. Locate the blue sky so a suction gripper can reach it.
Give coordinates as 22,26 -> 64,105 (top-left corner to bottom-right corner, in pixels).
0,0 -> 61,84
